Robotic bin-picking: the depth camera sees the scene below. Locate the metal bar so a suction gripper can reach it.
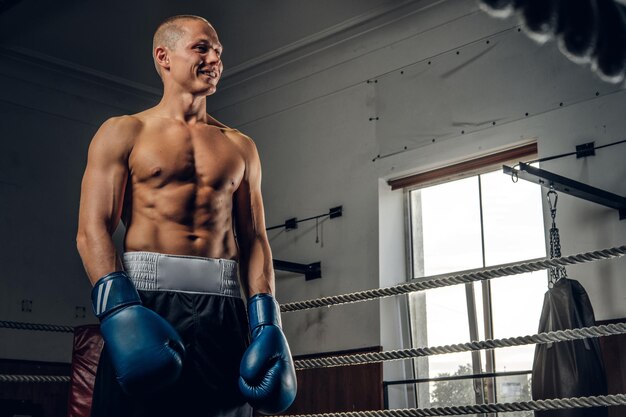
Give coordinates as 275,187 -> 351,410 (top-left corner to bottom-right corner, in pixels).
479,173 -> 496,415
504,163 -> 626,220
474,175 -> 487,417
268,207 -> 341,278
384,370 -> 532,386
267,221 -> 297,231
273,260 -> 322,280
266,206 -> 343,231
481,279 -> 496,412
464,281 -> 485,411
383,382 -> 389,409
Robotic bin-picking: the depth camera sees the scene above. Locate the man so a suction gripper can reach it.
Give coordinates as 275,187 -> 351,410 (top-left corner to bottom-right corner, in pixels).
76,15 -> 296,417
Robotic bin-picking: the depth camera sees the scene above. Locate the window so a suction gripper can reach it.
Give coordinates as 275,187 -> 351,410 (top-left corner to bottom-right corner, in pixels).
406,165 -> 546,417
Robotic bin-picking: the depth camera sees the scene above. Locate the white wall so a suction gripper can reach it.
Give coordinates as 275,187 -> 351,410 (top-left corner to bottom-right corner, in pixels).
249,81 -> 382,355
378,179 -> 414,407
207,0 -> 626,408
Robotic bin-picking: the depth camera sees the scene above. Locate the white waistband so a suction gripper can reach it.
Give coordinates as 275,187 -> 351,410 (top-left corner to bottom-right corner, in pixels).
123,251 -> 241,297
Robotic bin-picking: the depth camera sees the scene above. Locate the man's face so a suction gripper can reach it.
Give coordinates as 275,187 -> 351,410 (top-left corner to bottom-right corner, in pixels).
168,20 -> 223,95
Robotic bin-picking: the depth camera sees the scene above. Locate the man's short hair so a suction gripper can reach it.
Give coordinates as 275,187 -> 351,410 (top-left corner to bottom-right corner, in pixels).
152,15 -> 212,77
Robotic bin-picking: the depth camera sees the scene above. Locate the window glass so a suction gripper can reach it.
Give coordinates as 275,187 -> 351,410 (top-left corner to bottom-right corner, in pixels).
480,169 -> 546,266
491,271 -> 546,372
480,169 -> 547,375
407,166 -> 546,411
418,176 -> 483,276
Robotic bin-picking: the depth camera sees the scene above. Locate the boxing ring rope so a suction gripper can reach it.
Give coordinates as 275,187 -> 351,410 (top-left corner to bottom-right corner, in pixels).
0,374 -> 70,383
280,245 -> 626,312
1,245 -> 623,332
280,394 -> 626,417
293,322 -> 626,369
1,245 -> 625,414
0,320 -> 74,333
3,321 -> 625,371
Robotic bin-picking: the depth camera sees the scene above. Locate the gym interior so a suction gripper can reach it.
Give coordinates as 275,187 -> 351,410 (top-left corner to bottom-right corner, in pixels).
0,0 -> 625,416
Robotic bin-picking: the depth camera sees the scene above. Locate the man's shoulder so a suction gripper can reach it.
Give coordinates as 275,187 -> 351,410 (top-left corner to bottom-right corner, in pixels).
101,114 -> 145,133
223,129 -> 258,159
91,115 -> 144,157
222,127 -> 253,145
205,113 -> 256,149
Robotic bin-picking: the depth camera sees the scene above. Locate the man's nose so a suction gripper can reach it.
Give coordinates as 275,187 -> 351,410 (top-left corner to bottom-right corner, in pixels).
207,49 -> 220,63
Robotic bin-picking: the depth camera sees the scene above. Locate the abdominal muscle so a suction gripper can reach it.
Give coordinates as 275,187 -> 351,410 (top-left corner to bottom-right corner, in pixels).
122,181 -> 240,261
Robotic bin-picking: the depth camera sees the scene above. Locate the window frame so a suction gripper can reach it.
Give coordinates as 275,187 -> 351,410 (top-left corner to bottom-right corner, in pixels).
401,143 -> 540,412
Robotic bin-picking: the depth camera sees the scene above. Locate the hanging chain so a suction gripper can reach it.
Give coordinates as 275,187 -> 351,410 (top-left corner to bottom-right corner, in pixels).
547,188 -> 567,286
315,217 -> 320,244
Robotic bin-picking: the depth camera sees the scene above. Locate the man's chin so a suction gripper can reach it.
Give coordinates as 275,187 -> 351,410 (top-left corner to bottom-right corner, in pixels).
193,82 -> 218,96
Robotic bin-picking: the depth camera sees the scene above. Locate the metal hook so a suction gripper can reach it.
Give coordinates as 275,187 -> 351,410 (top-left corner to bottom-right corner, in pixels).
510,165 -> 519,183
547,187 -> 558,212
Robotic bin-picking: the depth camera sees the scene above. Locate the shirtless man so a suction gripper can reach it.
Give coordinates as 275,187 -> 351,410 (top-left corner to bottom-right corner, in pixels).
76,15 -> 296,417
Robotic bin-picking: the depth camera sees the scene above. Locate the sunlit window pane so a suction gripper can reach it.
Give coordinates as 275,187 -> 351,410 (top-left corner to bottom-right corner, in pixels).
417,176 -> 483,276
495,374 -> 533,417
414,380 -> 477,409
429,375 -> 477,408
491,272 -> 546,339
424,285 -> 473,378
491,271 -> 547,372
480,169 -> 546,266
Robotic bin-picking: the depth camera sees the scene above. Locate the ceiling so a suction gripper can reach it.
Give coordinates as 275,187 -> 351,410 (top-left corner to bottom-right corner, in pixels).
0,0 -> 402,90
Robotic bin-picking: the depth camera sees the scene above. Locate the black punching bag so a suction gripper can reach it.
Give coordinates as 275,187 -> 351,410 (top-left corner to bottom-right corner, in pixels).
531,278 -> 608,417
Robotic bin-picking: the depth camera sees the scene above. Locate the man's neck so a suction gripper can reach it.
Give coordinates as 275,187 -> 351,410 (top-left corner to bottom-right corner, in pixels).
154,89 -> 209,125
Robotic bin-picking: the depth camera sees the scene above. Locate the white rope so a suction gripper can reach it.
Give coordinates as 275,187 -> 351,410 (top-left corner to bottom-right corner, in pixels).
281,246 -> 626,312
294,322 -> 626,369
279,394 -> 626,417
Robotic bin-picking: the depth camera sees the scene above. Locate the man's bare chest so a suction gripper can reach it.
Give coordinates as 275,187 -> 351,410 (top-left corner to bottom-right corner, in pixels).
128,126 -> 246,190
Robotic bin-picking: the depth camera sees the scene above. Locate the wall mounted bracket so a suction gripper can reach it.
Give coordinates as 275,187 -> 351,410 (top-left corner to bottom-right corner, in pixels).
576,142 -> 596,158
267,206 -> 342,280
503,162 -> 626,220
267,205 -> 343,231
273,260 -> 322,281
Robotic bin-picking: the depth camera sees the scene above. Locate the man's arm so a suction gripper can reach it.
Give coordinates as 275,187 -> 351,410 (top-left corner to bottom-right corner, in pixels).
233,136 -> 275,298
76,116 -> 138,285
234,137 -> 297,414
76,116 -> 186,395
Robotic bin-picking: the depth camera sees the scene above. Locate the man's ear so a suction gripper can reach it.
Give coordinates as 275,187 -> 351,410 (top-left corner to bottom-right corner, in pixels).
155,46 -> 170,72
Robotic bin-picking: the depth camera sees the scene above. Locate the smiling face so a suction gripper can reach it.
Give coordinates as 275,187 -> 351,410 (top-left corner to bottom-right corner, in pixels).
153,16 -> 224,96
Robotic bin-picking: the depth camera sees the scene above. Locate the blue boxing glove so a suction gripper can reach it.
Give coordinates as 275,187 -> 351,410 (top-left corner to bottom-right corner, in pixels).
91,271 -> 185,395
239,294 -> 297,414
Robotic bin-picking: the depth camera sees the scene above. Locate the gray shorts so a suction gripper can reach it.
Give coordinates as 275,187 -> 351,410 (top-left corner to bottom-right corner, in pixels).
91,252 -> 252,417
